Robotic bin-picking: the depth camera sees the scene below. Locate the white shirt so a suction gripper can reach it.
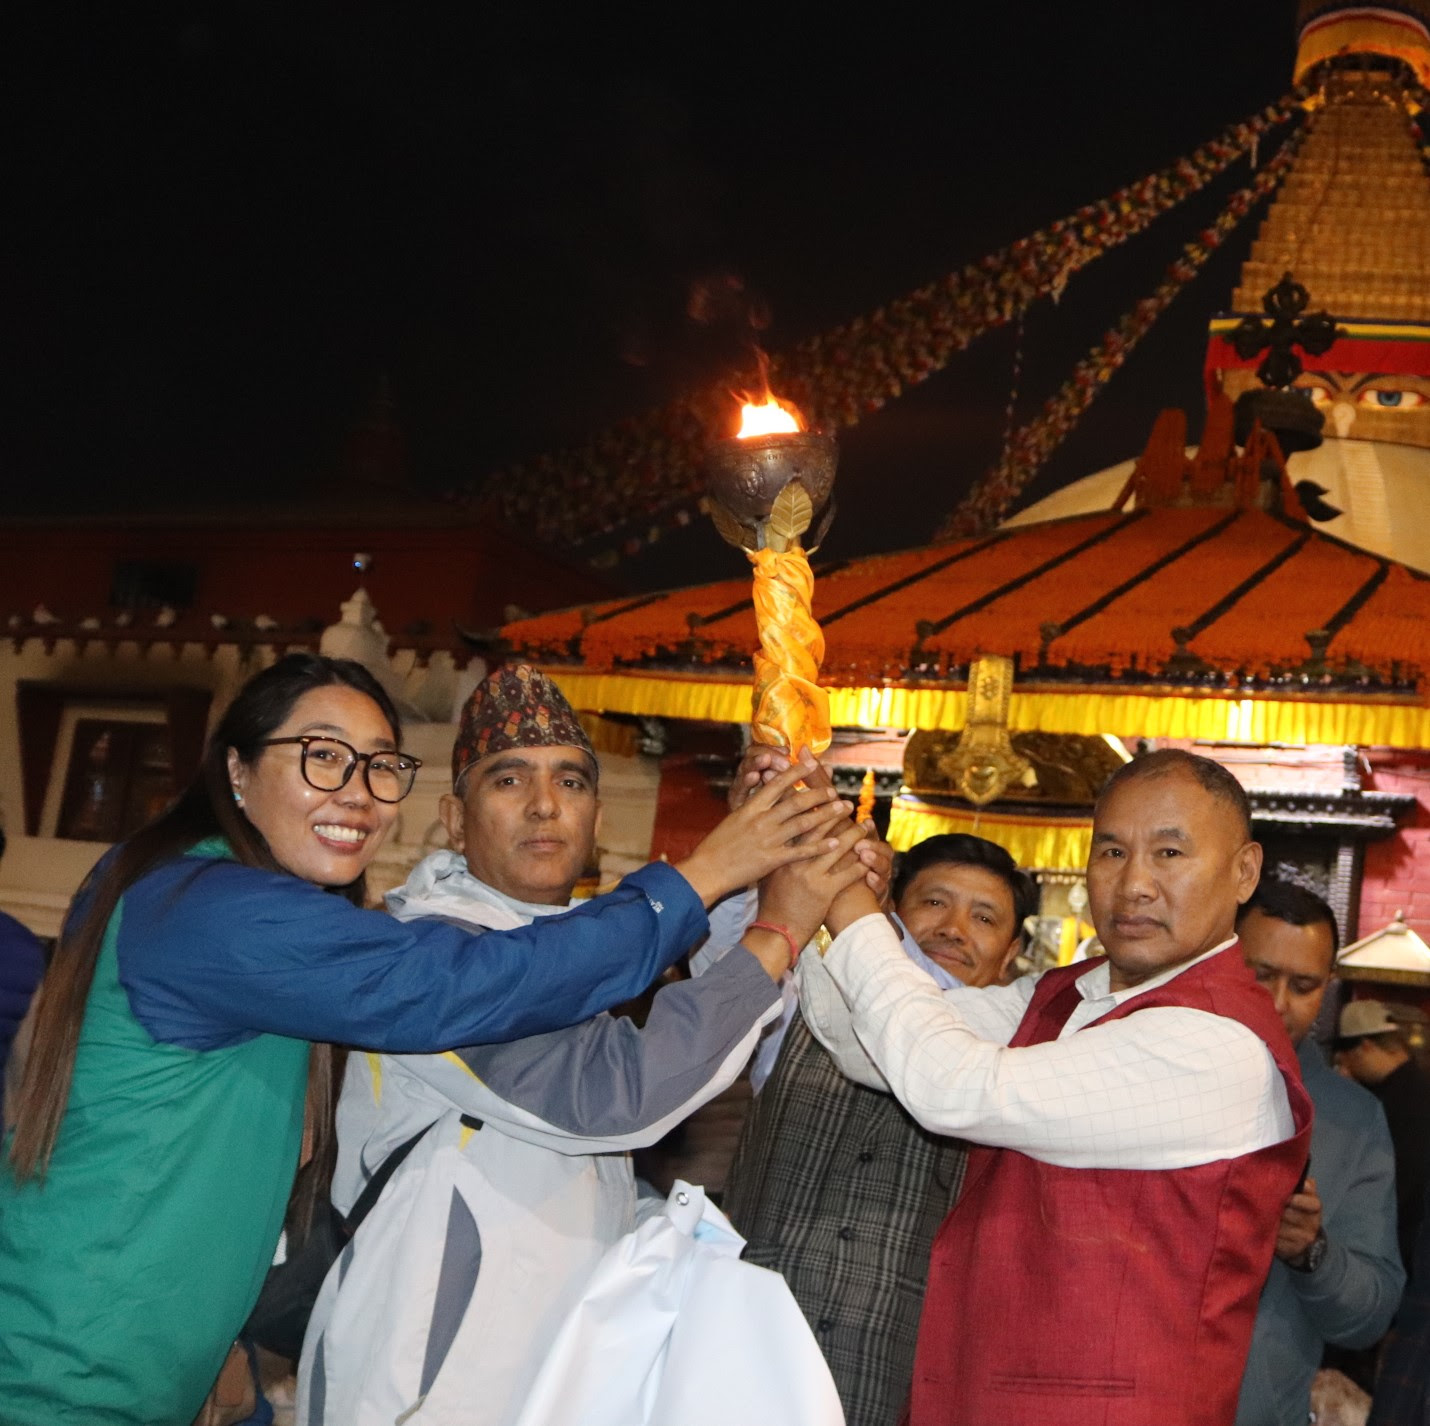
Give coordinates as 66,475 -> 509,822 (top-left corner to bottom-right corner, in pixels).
799,914 -> 1295,1171
693,889 -> 957,1092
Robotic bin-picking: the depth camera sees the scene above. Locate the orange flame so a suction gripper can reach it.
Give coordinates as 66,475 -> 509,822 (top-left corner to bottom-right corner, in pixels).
736,391 -> 803,439
733,348 -> 805,438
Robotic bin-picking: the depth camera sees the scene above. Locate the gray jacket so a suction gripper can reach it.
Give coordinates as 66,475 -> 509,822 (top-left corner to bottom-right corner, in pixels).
302,852 -> 782,1426
1236,1037 -> 1404,1426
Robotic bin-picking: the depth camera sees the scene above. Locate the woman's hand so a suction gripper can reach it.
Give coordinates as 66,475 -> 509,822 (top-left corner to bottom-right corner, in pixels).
741,820 -> 872,980
675,756 -> 851,908
771,757 -> 892,903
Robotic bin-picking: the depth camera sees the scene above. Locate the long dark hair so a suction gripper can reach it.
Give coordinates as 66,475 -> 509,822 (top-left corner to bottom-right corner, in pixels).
9,653 -> 402,1211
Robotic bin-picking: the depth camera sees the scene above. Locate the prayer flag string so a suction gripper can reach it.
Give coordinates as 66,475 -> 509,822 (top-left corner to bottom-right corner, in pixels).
935,129 -> 1305,540
469,95 -> 1305,565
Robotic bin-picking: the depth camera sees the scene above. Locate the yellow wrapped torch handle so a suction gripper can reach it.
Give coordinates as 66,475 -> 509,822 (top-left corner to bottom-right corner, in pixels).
747,545 -> 831,756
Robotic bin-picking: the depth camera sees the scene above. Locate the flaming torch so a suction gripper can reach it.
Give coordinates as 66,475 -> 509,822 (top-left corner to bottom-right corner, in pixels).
704,388 -> 838,755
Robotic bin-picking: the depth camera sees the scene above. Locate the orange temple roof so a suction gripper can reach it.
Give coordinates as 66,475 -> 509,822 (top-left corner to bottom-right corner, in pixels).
504,503 -> 1430,693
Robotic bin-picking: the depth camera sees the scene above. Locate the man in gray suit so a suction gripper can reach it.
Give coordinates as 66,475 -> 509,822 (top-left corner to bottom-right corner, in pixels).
1235,879 -> 1404,1426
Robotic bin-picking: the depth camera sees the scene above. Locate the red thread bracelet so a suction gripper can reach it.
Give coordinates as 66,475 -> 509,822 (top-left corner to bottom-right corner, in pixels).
748,920 -> 802,969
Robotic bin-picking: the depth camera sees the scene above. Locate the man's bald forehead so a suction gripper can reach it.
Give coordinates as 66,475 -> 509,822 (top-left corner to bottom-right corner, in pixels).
1094,750 -> 1252,842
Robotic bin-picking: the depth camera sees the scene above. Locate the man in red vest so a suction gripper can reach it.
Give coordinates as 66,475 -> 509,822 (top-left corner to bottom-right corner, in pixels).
799,748 -> 1312,1426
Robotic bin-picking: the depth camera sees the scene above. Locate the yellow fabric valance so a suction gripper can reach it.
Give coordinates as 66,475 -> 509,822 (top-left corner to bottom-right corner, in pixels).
576,713 -> 641,758
887,797 -> 1092,869
538,668 -> 1430,750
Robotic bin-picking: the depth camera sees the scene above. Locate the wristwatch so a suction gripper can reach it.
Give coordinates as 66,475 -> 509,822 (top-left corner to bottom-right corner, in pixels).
1288,1227 -> 1328,1274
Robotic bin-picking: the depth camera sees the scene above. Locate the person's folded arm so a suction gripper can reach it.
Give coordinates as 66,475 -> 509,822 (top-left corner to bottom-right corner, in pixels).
824,911 -> 1292,1170
119,855 -> 707,1052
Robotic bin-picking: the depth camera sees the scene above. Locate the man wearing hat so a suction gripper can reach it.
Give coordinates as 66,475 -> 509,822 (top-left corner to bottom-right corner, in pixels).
298,664 -> 867,1425
1337,998 -> 1430,1279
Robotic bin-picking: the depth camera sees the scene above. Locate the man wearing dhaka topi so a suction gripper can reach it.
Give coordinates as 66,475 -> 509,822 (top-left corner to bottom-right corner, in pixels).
799,748 -> 1312,1426
299,664 -> 865,1425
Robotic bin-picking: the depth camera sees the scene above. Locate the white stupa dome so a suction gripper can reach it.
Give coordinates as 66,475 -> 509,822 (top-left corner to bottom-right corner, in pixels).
1007,438 -> 1430,574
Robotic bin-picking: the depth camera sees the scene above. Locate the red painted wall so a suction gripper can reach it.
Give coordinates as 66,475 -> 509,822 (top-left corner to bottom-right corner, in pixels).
1360,750 -> 1430,939
648,753 -> 729,865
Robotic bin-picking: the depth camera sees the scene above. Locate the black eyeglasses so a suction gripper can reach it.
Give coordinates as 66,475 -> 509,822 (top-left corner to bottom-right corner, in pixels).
259,736 -> 422,803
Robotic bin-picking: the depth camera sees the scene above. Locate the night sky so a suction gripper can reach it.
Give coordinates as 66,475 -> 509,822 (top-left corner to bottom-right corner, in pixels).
6,6 -> 1303,591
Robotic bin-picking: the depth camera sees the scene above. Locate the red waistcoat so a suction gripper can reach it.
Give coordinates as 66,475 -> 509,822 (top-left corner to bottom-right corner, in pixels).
909,945 -> 1312,1426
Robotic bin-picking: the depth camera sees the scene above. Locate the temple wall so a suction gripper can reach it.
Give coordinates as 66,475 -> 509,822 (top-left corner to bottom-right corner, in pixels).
648,751 -> 730,866
1359,749 -> 1430,940
593,751 -> 662,880
0,639 -> 255,935
0,637 -> 661,936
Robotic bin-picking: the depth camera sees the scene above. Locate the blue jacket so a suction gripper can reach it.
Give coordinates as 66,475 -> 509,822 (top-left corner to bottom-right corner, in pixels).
113,850 -> 707,1051
0,848 -> 707,1425
1236,1037 -> 1405,1426
0,909 -> 44,1099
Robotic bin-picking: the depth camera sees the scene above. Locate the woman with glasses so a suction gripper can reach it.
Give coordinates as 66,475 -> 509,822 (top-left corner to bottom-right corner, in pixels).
0,652 -> 846,1426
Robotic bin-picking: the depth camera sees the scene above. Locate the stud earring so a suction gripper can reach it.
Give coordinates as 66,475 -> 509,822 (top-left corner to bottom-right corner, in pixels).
233,790 -> 244,807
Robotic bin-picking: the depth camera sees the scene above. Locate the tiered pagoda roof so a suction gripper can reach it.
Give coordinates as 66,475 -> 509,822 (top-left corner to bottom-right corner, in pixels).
506,507 -> 1429,692
501,4 -> 1430,751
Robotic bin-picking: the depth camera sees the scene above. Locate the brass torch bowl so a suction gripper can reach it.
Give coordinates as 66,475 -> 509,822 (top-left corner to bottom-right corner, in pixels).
703,431 -> 839,552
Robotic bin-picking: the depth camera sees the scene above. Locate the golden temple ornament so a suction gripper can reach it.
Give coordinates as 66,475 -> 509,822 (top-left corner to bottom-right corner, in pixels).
944,654 -> 1035,806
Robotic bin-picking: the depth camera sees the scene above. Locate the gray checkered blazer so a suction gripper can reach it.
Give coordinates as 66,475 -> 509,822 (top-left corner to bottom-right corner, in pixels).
723,1010 -> 967,1426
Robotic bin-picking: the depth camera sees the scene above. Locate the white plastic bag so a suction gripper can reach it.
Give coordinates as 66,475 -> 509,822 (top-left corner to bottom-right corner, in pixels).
514,1180 -> 844,1426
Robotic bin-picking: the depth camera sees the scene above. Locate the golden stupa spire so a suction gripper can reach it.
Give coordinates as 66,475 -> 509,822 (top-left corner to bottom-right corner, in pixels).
1209,1 -> 1430,466
1194,3 -> 1430,571
1294,0 -> 1430,88
1234,5 -> 1430,323
1021,4 -> 1430,571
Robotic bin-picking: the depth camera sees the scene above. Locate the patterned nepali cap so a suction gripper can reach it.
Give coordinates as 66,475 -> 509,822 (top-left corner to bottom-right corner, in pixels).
451,664 -> 596,789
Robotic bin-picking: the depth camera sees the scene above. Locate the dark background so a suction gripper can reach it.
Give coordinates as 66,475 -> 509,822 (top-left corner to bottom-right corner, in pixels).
4,5 -> 1302,589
